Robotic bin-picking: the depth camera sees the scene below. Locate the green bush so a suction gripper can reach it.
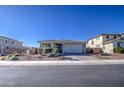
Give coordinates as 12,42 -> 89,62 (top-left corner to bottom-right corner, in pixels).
114,47 -> 124,53
8,54 -> 13,57
10,57 -> 19,61
14,53 -> 20,57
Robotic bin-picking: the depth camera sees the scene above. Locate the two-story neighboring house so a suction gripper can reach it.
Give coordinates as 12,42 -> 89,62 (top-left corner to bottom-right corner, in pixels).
0,36 -> 24,55
86,33 -> 124,54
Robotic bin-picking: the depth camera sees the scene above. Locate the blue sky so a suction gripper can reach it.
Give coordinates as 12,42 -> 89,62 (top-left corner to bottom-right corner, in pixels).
0,5 -> 124,47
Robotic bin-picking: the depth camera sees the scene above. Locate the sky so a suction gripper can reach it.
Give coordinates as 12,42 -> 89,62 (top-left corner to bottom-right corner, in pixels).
0,5 -> 124,47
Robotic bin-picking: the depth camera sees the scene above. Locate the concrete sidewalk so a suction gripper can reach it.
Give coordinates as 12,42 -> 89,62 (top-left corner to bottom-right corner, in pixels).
0,60 -> 124,66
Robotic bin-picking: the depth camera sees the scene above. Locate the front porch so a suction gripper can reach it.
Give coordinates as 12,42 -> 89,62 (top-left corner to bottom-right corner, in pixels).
39,43 -> 63,54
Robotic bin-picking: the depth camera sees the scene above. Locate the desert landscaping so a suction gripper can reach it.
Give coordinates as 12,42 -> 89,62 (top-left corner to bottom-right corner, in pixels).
1,51 -> 124,61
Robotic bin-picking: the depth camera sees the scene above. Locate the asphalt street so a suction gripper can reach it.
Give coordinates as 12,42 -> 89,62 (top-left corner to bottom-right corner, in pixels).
0,64 -> 124,87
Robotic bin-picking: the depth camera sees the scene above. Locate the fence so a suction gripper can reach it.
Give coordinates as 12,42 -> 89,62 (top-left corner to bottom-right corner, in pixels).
86,48 -> 103,54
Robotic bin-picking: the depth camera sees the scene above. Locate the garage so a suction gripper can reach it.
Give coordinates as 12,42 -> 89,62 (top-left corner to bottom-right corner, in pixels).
62,43 -> 85,54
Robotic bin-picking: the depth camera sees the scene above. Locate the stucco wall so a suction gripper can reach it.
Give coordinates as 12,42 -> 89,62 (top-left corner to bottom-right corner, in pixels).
86,36 -> 103,48
0,46 -> 27,55
103,40 -> 124,54
86,34 -> 120,49
0,37 -> 24,55
103,43 -> 114,54
0,37 -> 22,48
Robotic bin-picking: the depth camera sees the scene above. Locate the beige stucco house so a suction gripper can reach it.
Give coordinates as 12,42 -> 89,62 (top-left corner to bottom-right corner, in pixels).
86,33 -> 124,54
0,36 -> 24,55
38,40 -> 86,54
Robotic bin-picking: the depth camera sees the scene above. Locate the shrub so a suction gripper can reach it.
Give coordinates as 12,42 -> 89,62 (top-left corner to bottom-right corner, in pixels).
114,47 -> 124,53
8,54 -> 13,57
1,57 -> 5,60
47,53 -> 55,57
10,57 -> 19,61
14,53 -> 20,57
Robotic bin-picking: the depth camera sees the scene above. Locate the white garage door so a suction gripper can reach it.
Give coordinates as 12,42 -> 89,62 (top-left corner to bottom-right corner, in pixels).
62,44 -> 85,54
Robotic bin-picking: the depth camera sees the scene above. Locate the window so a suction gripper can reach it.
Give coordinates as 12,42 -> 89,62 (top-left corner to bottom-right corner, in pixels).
121,35 -> 124,38
12,41 -> 15,44
106,35 -> 109,39
40,43 -> 43,47
45,43 -> 51,47
97,37 -> 100,40
5,40 -> 8,43
91,41 -> 94,45
47,44 -> 51,47
117,42 -> 121,47
114,35 -> 116,39
96,37 -> 100,40
42,43 -> 45,47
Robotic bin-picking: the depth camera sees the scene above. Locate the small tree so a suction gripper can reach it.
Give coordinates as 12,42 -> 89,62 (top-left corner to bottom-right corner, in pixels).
114,47 -> 124,53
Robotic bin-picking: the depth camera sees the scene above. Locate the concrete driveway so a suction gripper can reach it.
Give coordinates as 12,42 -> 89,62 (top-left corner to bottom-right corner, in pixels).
64,54 -> 97,61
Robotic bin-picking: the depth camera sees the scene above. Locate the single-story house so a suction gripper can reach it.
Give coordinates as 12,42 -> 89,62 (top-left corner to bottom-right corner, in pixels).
38,40 -> 86,54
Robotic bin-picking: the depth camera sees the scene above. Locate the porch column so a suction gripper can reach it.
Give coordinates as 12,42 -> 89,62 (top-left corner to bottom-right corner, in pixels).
42,43 -> 46,54
51,43 -> 55,53
42,48 -> 46,54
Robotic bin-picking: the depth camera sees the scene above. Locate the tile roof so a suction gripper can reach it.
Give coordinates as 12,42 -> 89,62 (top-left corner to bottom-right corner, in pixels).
87,33 -> 121,41
0,36 -> 23,42
38,39 -> 85,44
103,38 -> 124,44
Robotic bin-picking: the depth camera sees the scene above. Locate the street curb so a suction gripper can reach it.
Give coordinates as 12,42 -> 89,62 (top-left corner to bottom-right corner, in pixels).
0,60 -> 124,66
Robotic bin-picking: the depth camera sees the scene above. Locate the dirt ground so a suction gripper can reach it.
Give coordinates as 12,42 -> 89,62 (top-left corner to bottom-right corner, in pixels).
18,54 -> 61,61
17,54 -> 99,61
18,54 -> 124,61
1,53 -> 124,61
98,54 -> 124,60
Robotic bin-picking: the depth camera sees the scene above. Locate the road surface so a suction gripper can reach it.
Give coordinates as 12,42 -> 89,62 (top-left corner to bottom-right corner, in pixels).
0,64 -> 124,87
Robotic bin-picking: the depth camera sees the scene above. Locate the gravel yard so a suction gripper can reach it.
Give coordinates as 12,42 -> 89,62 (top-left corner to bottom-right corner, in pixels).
1,53 -> 124,61
17,54 -> 98,61
17,54 -> 124,61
